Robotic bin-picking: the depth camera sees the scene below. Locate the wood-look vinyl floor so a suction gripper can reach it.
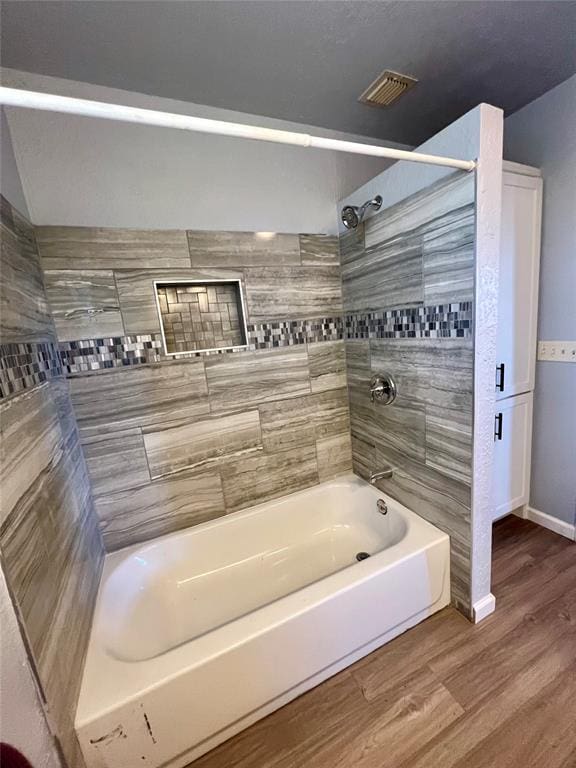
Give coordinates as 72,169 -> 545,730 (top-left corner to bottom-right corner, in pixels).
189,517 -> 576,768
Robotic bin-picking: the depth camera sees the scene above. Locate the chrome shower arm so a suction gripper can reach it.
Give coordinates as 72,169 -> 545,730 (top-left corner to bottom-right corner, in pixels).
358,195 -> 383,220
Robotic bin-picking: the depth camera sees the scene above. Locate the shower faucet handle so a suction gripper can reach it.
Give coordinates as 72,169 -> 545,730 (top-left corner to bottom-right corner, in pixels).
369,373 -> 397,406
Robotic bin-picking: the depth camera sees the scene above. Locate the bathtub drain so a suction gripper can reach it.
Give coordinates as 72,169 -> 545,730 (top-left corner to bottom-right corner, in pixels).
356,552 -> 370,562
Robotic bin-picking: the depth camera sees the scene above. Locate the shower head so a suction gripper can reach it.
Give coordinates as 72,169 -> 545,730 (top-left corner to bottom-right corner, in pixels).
341,195 -> 383,230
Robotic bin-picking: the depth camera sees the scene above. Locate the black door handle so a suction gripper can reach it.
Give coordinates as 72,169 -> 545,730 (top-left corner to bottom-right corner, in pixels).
494,413 -> 503,441
496,363 -> 505,392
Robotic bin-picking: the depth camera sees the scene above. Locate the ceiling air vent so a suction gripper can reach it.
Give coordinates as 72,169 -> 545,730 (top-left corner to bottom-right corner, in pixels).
359,70 -> 418,107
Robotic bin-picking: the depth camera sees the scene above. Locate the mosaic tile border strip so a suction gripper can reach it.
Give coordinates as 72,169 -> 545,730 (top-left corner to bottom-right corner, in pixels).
57,318 -> 344,374
247,318 -> 342,350
0,341 -> 63,399
344,302 -> 473,340
59,335 -> 165,373
24,305 -> 472,378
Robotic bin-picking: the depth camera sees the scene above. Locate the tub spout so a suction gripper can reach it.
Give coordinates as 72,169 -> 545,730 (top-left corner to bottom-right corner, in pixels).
369,467 -> 393,484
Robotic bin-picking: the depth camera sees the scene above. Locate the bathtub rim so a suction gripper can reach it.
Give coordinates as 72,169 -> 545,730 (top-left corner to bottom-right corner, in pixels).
102,471 -> 409,564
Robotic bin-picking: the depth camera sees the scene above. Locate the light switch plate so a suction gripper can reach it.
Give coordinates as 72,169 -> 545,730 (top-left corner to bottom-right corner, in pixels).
537,340 -> 576,363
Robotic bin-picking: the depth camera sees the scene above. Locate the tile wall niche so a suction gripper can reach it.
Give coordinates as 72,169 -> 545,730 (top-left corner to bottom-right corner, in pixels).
33,227 -> 352,551
341,171 -> 476,616
0,195 -> 104,767
156,280 -> 247,353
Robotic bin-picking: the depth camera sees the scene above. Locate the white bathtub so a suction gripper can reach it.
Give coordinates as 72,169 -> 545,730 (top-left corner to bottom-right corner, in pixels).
76,474 -> 450,768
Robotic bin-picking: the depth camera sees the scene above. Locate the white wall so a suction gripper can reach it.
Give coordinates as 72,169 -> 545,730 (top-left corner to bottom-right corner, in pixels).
340,104 -> 504,618
2,68 -> 410,235
504,75 -> 576,526
338,105 -> 482,230
1,108 -> 29,215
0,568 -> 62,768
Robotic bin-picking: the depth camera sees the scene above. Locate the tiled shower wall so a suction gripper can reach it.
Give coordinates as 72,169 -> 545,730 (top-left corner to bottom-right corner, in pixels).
31,227 -> 352,550
341,172 -> 476,616
0,195 -> 104,766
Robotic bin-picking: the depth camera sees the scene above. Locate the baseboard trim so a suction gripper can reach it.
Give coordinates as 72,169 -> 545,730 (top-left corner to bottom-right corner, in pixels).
472,593 -> 496,623
524,506 -> 576,541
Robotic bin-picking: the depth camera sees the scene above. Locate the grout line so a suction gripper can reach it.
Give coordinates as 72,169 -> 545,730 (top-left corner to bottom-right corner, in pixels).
184,230 -> 193,269
140,426 -> 153,484
112,270 -> 128,337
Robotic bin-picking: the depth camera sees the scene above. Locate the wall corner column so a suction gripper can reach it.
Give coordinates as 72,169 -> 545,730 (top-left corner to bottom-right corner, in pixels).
471,103 -> 504,620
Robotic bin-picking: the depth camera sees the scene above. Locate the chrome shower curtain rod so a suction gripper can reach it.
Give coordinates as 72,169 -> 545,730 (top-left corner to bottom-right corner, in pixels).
0,87 -> 476,172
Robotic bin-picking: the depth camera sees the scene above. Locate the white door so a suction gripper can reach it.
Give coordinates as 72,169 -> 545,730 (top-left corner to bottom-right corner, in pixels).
495,173 -> 542,400
493,392 -> 534,520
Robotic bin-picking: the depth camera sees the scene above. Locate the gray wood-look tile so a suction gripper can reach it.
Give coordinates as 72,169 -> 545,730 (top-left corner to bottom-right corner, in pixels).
58,713 -> 90,768
0,194 -> 14,229
0,199 -> 103,763
349,389 -> 426,464
372,442 -> 471,612
44,426 -> 94,538
301,389 -> 351,441
35,226 -> 191,270
81,428 -> 151,496
50,376 -> 80,441
339,224 -> 365,266
0,382 -> 62,525
115,267 -> 245,333
344,339 -> 371,377
95,470 -> 225,550
341,170 -> 476,618
38,504 -> 102,729
70,359 -> 209,433
245,265 -> 343,321
351,434 -> 376,481
205,346 -> 310,414
373,397 -> 426,464
341,233 -> 424,313
44,269 -> 124,341
308,340 -> 347,393
342,172 -> 475,315
347,336 -> 427,464
364,172 -> 475,251
0,382 -> 103,712
300,234 -> 340,266
258,396 -> 311,451
447,536 -> 474,617
143,410 -> 262,479
317,433 -> 353,482
259,389 -> 350,453
222,445 -> 319,513
0,471 -> 62,665
373,441 -> 471,524
187,231 -> 300,266
0,216 -> 55,344
349,363 -> 473,616
423,205 -> 475,304
425,408 -> 473,484
369,338 -> 473,412
344,340 -> 371,413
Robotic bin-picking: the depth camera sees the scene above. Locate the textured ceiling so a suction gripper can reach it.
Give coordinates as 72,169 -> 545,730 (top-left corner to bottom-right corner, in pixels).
1,1 -> 575,145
